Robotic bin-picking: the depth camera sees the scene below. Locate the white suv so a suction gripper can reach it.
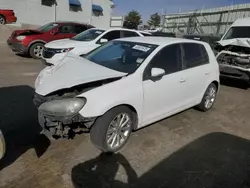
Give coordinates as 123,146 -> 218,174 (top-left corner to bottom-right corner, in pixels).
34,37 -> 219,152
42,28 -> 151,66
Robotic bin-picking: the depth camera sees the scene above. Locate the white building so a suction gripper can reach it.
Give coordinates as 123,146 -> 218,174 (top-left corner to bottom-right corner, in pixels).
163,3 -> 250,35
0,0 -> 114,28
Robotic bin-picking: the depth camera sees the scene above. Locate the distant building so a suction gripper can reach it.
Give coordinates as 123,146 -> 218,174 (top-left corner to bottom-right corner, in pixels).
0,0 -> 114,28
162,3 -> 250,35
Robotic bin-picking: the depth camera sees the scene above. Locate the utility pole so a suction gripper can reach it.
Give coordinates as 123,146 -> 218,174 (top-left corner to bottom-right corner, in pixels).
90,0 -> 93,24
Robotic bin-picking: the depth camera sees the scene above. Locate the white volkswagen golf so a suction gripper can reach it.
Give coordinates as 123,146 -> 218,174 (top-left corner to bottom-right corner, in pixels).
34,37 -> 220,152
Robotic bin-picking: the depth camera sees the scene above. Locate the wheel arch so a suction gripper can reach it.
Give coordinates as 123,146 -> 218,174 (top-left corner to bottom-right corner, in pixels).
28,40 -> 46,51
102,104 -> 139,131
211,80 -> 219,90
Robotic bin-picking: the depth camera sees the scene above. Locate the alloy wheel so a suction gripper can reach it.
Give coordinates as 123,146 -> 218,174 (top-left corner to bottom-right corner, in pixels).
0,17 -> 5,25
204,86 -> 216,109
33,45 -> 44,58
106,113 -> 132,150
0,129 -> 6,159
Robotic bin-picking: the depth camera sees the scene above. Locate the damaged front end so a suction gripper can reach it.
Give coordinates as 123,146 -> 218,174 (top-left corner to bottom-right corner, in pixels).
33,78 -> 120,140
216,39 -> 250,81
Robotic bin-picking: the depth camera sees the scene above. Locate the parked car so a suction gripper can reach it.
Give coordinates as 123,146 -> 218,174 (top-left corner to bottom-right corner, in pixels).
215,17 -> 250,83
0,129 -> 6,160
150,31 -> 176,38
182,34 -> 220,50
0,9 -> 17,25
7,22 -> 93,59
34,37 -> 220,152
42,28 -> 151,66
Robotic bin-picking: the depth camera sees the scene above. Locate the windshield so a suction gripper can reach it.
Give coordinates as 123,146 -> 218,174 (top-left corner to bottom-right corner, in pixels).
223,26 -> 250,40
71,29 -> 105,41
85,41 -> 158,74
37,22 -> 58,32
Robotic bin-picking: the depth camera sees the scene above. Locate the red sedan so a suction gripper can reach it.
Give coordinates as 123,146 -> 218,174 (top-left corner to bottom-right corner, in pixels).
0,9 -> 17,25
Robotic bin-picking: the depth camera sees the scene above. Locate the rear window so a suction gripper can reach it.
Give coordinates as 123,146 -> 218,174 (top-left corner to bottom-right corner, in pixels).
183,43 -> 209,69
140,32 -> 152,36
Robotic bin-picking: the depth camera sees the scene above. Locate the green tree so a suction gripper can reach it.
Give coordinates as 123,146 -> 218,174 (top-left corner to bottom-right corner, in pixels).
148,13 -> 161,28
124,10 -> 142,29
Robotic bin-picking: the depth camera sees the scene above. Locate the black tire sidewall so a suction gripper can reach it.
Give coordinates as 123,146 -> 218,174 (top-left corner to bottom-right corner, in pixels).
29,43 -> 44,59
90,106 -> 134,152
0,15 -> 6,25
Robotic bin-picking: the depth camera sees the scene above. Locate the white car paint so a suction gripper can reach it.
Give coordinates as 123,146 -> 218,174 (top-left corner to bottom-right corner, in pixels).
35,54 -> 127,96
42,28 -> 148,65
35,37 -> 219,130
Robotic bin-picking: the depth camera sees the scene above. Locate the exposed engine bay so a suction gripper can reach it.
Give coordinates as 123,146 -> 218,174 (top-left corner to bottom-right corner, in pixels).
215,39 -> 250,81
34,77 -> 121,140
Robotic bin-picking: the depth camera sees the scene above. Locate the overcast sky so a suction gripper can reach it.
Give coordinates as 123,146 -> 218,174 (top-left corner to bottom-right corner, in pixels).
112,0 -> 250,21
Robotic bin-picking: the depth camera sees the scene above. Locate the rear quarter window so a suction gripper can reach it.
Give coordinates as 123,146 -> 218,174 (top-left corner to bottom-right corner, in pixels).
182,43 -> 209,69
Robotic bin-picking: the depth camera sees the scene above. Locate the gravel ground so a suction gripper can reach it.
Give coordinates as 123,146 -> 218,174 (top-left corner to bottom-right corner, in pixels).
0,44 -> 250,188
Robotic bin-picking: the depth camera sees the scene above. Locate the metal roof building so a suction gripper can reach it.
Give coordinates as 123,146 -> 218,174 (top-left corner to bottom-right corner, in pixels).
162,3 -> 250,35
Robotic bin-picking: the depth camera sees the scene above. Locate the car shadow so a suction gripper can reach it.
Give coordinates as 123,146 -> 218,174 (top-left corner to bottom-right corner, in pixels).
0,85 -> 50,171
71,132 -> 250,188
16,53 -> 32,59
220,77 -> 249,90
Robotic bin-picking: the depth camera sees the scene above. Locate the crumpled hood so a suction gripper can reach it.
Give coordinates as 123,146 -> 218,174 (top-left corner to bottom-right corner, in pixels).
218,38 -> 250,48
35,55 -> 126,96
45,39 -> 91,49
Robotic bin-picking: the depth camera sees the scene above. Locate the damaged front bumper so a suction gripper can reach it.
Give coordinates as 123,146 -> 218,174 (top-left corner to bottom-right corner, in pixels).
34,93 -> 97,140
38,111 -> 97,140
217,50 -> 250,81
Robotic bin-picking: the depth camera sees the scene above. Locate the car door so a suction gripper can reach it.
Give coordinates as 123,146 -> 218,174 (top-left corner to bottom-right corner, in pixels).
52,24 -> 75,41
181,43 -> 211,106
142,44 -> 188,124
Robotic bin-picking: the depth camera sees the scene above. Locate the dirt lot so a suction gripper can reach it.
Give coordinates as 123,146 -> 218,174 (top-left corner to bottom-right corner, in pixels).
0,42 -> 250,188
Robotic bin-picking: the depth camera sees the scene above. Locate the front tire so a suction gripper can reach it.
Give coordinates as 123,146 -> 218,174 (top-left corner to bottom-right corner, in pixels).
90,106 -> 134,153
0,15 -> 6,25
29,43 -> 44,59
196,83 -> 217,112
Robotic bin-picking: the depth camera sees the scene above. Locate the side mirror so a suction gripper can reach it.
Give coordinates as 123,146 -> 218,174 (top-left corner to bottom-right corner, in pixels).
51,28 -> 59,35
151,68 -> 165,78
0,129 -> 6,160
100,38 -> 108,44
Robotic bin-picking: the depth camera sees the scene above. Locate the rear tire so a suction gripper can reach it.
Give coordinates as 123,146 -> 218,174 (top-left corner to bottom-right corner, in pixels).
90,106 -> 134,153
0,15 -> 6,25
29,43 -> 44,59
196,83 -> 217,112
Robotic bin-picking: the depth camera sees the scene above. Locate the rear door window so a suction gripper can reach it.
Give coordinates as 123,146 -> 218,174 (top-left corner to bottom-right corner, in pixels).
74,25 -> 88,34
101,31 -> 121,41
121,31 -> 140,38
182,43 -> 209,69
58,24 -> 74,33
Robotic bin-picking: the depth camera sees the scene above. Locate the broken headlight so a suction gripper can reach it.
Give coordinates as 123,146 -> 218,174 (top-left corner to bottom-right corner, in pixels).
39,98 -> 86,117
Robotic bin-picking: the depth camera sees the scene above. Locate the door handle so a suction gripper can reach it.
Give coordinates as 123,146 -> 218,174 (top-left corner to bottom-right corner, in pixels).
205,72 -> 210,75
180,78 -> 186,83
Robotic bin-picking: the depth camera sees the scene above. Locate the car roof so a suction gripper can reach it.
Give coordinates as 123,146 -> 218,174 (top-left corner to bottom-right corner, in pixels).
54,21 -> 93,26
115,37 -> 207,46
106,28 -> 140,32
232,17 -> 250,27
